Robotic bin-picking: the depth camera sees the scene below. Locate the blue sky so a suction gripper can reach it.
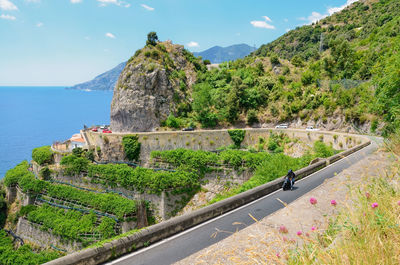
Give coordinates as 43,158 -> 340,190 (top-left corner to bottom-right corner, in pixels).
0,0 -> 357,86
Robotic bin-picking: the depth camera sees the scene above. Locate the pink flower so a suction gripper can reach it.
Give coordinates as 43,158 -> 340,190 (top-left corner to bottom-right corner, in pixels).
282,236 -> 288,242
279,225 -> 288,234
371,202 -> 378,209
311,226 -> 316,231
365,192 -> 371,199
297,231 -> 302,236
306,232 -> 310,237
331,200 -> 337,206
310,197 -> 318,205
397,201 -> 400,206
276,252 -> 280,258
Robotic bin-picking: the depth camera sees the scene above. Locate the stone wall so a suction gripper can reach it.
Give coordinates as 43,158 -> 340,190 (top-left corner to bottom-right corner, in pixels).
84,128 -> 367,164
49,167 -> 252,222
16,218 -> 82,253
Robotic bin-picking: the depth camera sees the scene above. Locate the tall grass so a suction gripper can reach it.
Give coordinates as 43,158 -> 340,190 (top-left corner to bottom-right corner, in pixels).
288,160 -> 400,264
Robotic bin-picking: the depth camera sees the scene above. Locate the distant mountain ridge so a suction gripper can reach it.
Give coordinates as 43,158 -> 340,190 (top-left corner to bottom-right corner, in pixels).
193,44 -> 256,63
69,44 -> 255,91
68,62 -> 126,91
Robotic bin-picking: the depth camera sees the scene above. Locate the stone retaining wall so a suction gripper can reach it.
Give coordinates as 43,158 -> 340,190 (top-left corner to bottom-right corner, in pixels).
16,218 -> 82,253
84,128 -> 367,164
44,139 -> 371,265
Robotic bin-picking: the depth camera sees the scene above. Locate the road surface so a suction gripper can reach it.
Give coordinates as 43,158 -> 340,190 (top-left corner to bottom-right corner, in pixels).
108,140 -> 377,265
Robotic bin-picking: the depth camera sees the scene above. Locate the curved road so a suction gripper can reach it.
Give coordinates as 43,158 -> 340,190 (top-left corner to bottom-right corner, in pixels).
108,139 -> 378,265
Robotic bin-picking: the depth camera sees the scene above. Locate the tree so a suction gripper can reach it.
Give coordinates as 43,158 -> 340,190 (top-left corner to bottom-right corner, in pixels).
146,32 -> 158,46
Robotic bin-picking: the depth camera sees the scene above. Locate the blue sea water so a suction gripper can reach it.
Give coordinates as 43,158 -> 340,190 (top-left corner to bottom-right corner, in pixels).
0,86 -> 113,178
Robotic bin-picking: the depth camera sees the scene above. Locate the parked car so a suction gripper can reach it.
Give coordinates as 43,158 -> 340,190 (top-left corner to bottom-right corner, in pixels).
182,127 -> 195,131
275,123 -> 288,129
91,127 -> 98,132
102,129 -> 112,133
306,126 -> 319,131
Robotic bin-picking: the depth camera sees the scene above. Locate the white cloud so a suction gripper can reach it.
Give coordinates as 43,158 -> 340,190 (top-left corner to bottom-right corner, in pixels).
284,18 -> 288,22
263,16 -> 272,22
250,16 -> 275,29
308,11 -> 326,23
97,0 -> 129,7
187,41 -> 199,48
301,0 -> 359,24
36,22 -> 43,27
141,4 -> 154,11
70,0 -> 82,3
105,32 -> 116,39
0,13 -> 16,20
0,0 -> 18,11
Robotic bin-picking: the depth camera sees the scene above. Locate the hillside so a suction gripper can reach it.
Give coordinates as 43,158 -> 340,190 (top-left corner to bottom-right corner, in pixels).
193,44 -> 256,64
68,62 -> 126,91
163,0 -> 400,136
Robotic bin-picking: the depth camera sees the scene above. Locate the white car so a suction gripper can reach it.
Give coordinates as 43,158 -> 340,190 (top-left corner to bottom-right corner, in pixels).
275,124 -> 288,129
306,126 -> 320,131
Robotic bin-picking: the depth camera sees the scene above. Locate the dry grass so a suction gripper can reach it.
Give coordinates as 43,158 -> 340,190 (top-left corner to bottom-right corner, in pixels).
288,156 -> 400,264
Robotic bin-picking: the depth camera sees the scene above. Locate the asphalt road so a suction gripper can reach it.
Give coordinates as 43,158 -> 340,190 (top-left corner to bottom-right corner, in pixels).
108,140 -> 377,265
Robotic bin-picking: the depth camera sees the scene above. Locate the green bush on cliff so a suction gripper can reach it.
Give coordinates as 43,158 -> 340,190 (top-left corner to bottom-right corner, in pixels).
60,155 -> 90,175
3,161 -> 32,187
32,146 -> 53,166
228,129 -> 246,148
122,135 -> 141,161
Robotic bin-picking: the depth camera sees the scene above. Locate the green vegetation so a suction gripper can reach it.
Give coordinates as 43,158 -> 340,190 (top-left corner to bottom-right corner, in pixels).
122,134 -> 141,161
313,140 -> 336,158
4,163 -> 136,219
146,31 -> 158,46
32,146 -> 53,166
228,129 -> 246,148
19,205 -> 116,242
0,230 -> 61,265
60,154 -> 89,175
88,164 -> 198,194
159,0 -> 400,135
0,188 -> 6,227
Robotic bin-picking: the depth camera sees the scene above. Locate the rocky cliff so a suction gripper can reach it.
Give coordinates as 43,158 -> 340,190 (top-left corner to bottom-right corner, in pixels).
110,41 -> 202,132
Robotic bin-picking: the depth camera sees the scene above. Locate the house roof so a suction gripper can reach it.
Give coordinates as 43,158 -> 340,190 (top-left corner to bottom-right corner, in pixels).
71,138 -> 85,143
70,133 -> 85,143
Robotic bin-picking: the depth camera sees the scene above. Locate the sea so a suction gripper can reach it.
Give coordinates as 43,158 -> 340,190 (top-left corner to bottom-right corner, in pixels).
0,86 -> 113,178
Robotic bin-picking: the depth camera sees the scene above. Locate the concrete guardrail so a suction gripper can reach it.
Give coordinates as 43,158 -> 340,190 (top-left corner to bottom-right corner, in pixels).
45,140 -> 371,265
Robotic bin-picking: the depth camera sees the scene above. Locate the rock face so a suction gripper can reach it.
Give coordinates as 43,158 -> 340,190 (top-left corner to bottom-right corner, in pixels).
110,41 -> 199,132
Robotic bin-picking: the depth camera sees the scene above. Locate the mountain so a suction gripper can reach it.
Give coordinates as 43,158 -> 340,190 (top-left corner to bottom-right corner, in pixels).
166,0 -> 400,135
68,62 -> 126,91
193,44 -> 256,63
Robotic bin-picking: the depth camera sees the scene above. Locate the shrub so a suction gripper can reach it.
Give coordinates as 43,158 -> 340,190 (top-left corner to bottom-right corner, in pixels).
32,146 -> 53,166
247,110 -> 259,125
122,135 -> 141,161
60,155 -> 90,175
165,114 -> 181,129
39,166 -> 51,180
228,129 -> 246,148
270,54 -> 280,65
313,141 -> 335,158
